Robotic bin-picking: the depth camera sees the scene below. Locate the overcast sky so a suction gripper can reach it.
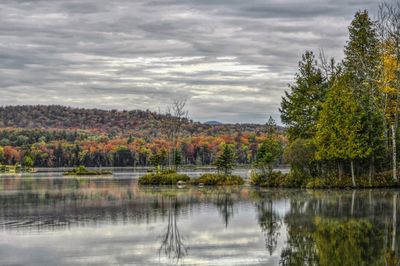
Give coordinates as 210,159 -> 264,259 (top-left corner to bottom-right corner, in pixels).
0,0 -> 382,123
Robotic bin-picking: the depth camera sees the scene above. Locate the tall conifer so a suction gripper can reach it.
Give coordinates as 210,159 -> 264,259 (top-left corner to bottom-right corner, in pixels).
280,51 -> 327,141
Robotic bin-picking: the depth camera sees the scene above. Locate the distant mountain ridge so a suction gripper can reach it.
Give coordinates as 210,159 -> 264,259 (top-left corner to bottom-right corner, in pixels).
204,120 -> 223,125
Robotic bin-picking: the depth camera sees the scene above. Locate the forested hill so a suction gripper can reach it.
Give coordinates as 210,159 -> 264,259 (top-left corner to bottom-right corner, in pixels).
0,105 -> 283,168
0,105 -> 269,137
0,105 -> 174,135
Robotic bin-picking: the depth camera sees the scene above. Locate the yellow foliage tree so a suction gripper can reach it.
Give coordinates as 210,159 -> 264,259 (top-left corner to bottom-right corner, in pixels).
381,40 -> 398,124
380,39 -> 400,181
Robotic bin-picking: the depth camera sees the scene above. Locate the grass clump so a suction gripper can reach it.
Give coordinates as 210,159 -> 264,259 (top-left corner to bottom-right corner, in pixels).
191,173 -> 244,186
63,166 -> 112,176
138,170 -> 190,185
250,170 -> 308,188
250,169 -> 400,189
0,164 -> 35,173
306,170 -> 400,189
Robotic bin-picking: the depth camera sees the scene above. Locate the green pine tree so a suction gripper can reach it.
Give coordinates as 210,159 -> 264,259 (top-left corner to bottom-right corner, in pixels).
280,51 -> 327,141
315,74 -> 371,186
344,10 -> 380,91
254,138 -> 283,176
215,143 -> 237,176
266,116 -> 277,136
343,10 -> 384,180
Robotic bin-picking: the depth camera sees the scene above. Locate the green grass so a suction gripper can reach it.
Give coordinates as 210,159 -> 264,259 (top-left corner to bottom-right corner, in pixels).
250,171 -> 305,188
250,169 -> 400,189
306,171 -> 400,189
191,173 -> 244,186
0,164 -> 35,173
63,166 -> 112,176
138,170 -> 244,186
138,170 -> 190,185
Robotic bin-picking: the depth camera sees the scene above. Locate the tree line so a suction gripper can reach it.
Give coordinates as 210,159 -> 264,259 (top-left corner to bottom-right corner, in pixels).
280,3 -> 400,186
0,128 -> 282,168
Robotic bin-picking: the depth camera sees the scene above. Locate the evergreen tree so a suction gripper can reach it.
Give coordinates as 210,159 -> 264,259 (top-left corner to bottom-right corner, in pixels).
215,143 -> 237,176
254,138 -> 283,176
283,138 -> 317,179
343,10 -> 384,179
315,75 -> 371,186
174,149 -> 182,167
266,116 -> 277,136
344,10 -> 381,89
280,51 -> 327,141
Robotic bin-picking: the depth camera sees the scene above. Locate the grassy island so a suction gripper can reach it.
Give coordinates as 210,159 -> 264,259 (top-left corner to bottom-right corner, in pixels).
138,170 -> 244,186
63,166 -> 112,176
138,169 -> 190,185
138,171 -> 244,186
191,174 -> 244,186
139,143 -> 245,186
0,164 -> 35,173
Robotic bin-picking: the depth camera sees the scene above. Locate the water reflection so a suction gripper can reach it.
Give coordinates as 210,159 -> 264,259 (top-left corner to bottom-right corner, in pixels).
256,199 -> 281,256
0,176 -> 399,265
158,197 -> 188,263
215,191 -> 235,228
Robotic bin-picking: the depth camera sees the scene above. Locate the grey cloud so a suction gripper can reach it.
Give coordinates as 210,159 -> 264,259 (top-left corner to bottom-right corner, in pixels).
0,0 -> 382,123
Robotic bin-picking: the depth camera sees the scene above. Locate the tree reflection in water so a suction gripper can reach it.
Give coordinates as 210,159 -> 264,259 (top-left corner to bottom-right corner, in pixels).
384,192 -> 398,265
256,199 -> 282,255
215,192 -> 235,228
279,197 -> 319,266
159,197 -> 188,263
276,190 -> 400,266
0,177 -> 400,265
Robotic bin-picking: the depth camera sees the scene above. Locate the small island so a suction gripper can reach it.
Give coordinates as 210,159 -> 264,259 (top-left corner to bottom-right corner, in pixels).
0,164 -> 35,173
139,144 -> 244,186
63,166 -> 112,176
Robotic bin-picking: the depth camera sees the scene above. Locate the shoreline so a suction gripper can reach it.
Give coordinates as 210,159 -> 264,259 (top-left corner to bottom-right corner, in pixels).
1,168 -> 400,190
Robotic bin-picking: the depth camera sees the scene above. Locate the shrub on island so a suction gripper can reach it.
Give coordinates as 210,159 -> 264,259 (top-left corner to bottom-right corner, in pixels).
63,166 -> 112,176
138,170 -> 190,185
251,168 -> 400,188
191,173 -> 244,186
0,164 -> 35,173
250,170 -> 308,188
306,171 -> 400,189
187,143 -> 244,186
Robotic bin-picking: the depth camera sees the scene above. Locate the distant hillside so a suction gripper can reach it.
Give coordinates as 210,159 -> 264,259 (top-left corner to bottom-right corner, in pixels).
0,105 -> 274,138
205,121 -> 223,125
0,105 -> 168,137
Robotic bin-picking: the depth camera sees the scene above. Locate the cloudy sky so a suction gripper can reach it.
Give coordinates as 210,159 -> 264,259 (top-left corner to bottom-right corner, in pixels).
0,0 -> 381,123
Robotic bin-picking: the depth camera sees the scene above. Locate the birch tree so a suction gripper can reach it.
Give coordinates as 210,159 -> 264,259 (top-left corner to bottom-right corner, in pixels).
378,2 -> 400,181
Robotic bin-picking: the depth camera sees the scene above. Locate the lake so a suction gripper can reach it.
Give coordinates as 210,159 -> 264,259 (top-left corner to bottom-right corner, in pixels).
0,173 -> 398,265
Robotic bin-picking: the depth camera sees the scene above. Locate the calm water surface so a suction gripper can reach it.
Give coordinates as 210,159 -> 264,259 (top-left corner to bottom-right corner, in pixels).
0,173 -> 398,265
